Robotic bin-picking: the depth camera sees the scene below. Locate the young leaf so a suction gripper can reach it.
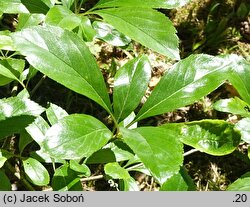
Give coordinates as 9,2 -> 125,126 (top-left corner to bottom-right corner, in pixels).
46,103 -> 68,125
113,56 -> 151,122
0,170 -> 11,190
93,21 -> 131,46
78,16 -> 96,42
226,55 -> 250,105
21,0 -> 50,14
93,8 -> 180,60
121,127 -> 183,185
235,118 -> 250,143
11,25 -> 112,113
52,164 -> 82,191
0,0 -> 29,13
94,0 -> 191,9
104,162 -> 139,191
0,97 -> 45,139
162,120 -> 241,156
227,172 -> 250,191
135,54 -> 229,121
213,97 -> 250,117
43,114 -> 112,159
22,157 -> 50,186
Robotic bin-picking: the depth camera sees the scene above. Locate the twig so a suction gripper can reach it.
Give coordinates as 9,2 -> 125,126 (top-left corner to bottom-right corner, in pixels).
183,148 -> 200,157
30,75 -> 47,97
80,175 -> 104,182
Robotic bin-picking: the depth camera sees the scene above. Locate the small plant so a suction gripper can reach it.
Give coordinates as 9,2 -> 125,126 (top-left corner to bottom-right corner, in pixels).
0,0 -> 249,191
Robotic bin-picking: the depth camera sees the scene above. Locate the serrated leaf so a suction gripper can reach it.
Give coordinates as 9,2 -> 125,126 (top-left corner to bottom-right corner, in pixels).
226,55 -> 250,105
0,97 -> 45,139
235,118 -> 250,143
93,21 -> 131,46
45,5 -> 81,30
213,97 -> 250,117
93,8 -> 179,60
0,170 -> 11,190
0,0 -> 29,13
121,127 -> 183,185
94,0 -> 191,9
43,114 -> 112,159
113,56 -> 151,122
163,120 -> 241,156
52,164 -> 82,191
21,0 -> 50,14
227,172 -> 250,191
46,103 -> 68,125
22,157 -> 50,186
135,54 -> 229,121
16,13 -> 45,31
0,149 -> 13,168
11,25 -> 112,113
105,162 -> 139,191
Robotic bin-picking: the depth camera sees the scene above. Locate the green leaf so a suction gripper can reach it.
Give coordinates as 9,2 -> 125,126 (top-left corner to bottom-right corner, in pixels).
21,0 -> 50,14
113,56 -> 151,122
0,97 -> 45,139
93,21 -> 131,46
93,8 -> 179,60
19,130 -> 33,154
227,172 -> 250,191
16,13 -> 45,31
11,25 -> 112,113
52,164 -> 82,191
46,103 -> 68,125
94,0 -> 191,9
163,120 -> 241,156
69,160 -> 91,177
235,118 -> 250,143
43,114 -> 112,159
160,167 -> 196,191
226,55 -> 250,105
22,157 -> 50,186
0,149 -> 13,168
104,162 -> 139,191
0,63 -> 20,84
121,127 -> 183,185
0,170 -> 11,190
45,5 -> 81,30
61,0 -> 74,9
213,97 -> 250,117
0,31 -> 15,51
135,54 -> 229,121
0,0 -> 29,13
78,16 -> 96,42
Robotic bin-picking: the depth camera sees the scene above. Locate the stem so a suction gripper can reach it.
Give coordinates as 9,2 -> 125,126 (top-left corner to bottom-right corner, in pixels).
5,161 -> 35,191
80,175 -> 104,182
30,75 -> 47,97
183,149 -> 199,157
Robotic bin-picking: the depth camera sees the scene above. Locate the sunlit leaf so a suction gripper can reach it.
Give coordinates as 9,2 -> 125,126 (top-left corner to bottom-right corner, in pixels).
46,103 -> 68,125
235,118 -> 250,143
227,172 -> 250,191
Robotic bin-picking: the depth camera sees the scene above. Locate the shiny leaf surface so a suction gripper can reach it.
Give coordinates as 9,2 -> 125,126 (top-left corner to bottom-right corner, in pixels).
121,127 -> 183,185
11,25 -> 112,113
93,8 -> 179,60
16,13 -> 45,30
235,118 -> 250,143
43,114 -> 112,159
46,103 -> 68,125
113,56 -> 151,122
135,54 -> 229,121
0,0 -> 29,13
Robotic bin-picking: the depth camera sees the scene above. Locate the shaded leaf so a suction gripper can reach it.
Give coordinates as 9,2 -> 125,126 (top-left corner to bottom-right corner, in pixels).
94,0 -> 191,9
43,114 -> 112,159
52,164 -> 82,191
22,157 -> 50,186
0,170 -> 11,190
19,130 -> 33,154
93,8 -> 179,60
21,0 -> 50,14
213,97 -> 250,117
121,127 -> 183,184
135,54 -> 229,121
113,56 -> 151,122
93,21 -> 131,46
11,25 -> 112,113
69,160 -> 91,177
